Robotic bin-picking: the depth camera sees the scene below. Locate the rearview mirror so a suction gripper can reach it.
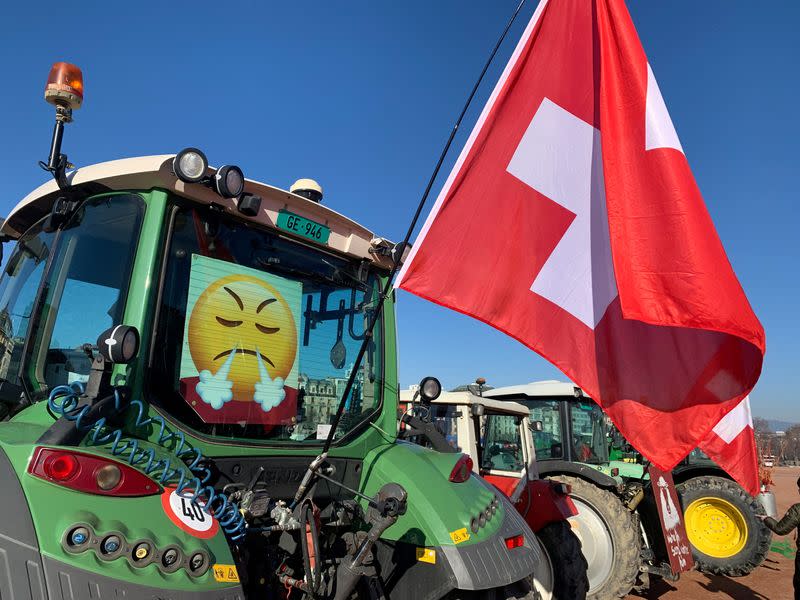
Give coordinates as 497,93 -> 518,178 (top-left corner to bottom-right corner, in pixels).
529,420 -> 544,432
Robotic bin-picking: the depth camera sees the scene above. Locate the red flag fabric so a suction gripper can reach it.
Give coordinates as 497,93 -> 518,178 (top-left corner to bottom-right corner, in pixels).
698,396 -> 760,496
395,0 -> 764,477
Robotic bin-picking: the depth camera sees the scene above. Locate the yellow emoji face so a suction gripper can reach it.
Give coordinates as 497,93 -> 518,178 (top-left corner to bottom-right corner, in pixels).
187,274 -> 298,400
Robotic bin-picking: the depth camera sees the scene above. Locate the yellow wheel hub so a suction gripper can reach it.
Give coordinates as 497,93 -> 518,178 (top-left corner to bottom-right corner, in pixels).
685,496 -> 748,558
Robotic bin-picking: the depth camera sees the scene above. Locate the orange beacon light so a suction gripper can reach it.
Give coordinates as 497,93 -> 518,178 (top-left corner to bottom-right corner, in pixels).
44,62 -> 84,110
41,62 -> 83,189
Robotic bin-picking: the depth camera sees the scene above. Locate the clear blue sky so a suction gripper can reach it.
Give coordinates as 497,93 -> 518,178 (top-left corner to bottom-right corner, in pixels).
1,1 -> 797,421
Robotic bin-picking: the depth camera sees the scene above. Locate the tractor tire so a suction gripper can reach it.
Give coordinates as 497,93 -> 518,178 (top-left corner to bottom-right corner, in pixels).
547,476 -> 640,600
676,475 -> 771,577
535,521 -> 589,600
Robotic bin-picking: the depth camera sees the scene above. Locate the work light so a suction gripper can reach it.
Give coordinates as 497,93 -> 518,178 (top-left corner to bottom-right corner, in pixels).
419,376 -> 442,403
215,165 -> 245,198
97,325 -> 140,364
173,148 -> 208,183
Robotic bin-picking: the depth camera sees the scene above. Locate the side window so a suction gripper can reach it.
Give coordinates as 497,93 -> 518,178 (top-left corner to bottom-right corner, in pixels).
30,194 -> 144,390
0,223 -> 54,410
527,399 -> 563,459
481,414 -> 524,472
569,402 -> 609,464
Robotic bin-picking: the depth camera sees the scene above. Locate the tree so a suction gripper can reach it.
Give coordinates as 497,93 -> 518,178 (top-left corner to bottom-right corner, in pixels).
753,417 -> 775,463
753,417 -> 771,435
784,424 -> 800,463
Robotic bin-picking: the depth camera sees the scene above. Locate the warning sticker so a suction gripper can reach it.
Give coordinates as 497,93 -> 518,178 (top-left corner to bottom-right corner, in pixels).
161,487 -> 220,539
212,563 -> 240,583
449,528 -> 470,544
415,547 -> 436,564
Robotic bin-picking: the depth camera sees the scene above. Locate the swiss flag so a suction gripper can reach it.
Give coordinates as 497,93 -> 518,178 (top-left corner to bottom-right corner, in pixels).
396,0 -> 764,480
698,396 -> 760,496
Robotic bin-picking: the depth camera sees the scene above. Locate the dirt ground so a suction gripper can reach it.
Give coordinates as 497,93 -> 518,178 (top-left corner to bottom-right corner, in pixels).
624,466 -> 798,600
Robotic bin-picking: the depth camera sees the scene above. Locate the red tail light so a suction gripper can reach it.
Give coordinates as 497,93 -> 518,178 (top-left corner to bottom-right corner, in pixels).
449,454 -> 474,483
28,447 -> 161,497
504,534 -> 525,550
47,453 -> 79,481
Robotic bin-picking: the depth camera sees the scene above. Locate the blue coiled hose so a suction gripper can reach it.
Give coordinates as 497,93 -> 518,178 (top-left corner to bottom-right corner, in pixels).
47,383 -> 247,541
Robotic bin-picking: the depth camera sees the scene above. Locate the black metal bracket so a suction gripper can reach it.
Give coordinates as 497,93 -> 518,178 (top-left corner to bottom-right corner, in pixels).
43,196 -> 81,233
39,105 -> 74,190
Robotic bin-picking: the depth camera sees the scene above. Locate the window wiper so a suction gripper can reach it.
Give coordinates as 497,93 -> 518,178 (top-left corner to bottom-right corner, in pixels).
256,258 -> 367,291
255,258 -> 336,286
321,258 -> 370,287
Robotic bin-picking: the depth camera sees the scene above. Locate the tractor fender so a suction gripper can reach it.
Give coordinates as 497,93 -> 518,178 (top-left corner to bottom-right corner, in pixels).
0,444 -> 48,597
522,479 -> 577,532
536,460 -> 622,491
671,463 -> 731,486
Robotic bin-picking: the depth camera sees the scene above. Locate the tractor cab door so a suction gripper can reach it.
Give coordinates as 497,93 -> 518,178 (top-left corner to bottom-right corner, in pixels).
478,412 -> 529,502
524,398 -> 569,462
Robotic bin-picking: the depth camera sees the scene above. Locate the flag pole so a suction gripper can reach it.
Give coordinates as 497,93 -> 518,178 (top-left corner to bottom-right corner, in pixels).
294,0 -> 530,503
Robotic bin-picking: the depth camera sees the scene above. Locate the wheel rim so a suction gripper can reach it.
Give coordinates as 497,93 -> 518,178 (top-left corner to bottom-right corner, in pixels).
531,535 -> 555,600
685,496 -> 748,558
567,497 -> 614,593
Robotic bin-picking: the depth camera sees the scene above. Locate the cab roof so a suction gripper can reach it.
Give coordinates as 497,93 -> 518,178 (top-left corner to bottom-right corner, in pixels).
399,388 -> 530,417
1,155 -> 397,268
483,380 -> 587,399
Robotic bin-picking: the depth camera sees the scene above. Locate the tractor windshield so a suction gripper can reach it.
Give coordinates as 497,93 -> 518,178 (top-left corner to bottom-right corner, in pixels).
569,401 -> 610,464
151,204 -> 383,444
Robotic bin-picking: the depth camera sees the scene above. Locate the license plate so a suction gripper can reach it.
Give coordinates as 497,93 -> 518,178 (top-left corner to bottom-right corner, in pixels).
276,210 -> 330,244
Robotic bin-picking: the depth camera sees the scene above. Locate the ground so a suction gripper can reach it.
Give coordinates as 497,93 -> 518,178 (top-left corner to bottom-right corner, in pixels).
626,466 -> 797,600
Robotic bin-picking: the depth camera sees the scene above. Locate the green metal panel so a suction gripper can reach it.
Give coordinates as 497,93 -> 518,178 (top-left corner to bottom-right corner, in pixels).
0,433 -> 237,590
116,189 -> 168,395
359,441 -> 503,547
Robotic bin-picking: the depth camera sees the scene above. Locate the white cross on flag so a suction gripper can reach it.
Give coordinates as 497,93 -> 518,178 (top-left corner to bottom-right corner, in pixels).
698,396 -> 760,495
396,0 -> 764,492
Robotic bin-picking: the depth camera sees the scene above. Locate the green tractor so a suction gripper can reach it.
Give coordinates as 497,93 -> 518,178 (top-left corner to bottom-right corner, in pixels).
0,63 -> 544,599
484,381 -> 773,600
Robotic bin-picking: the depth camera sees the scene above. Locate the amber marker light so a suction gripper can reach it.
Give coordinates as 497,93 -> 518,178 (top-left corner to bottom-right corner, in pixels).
44,62 -> 84,110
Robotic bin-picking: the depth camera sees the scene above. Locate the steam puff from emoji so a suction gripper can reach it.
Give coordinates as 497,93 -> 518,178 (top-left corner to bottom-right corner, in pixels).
187,274 -> 298,412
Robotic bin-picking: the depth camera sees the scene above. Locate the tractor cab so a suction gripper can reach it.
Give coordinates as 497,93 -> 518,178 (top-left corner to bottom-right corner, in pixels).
483,381 -> 623,480
0,63 -> 544,600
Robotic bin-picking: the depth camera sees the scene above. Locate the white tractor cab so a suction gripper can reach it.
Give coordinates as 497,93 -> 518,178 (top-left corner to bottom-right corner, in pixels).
399,384 -> 589,600
484,380 -> 775,600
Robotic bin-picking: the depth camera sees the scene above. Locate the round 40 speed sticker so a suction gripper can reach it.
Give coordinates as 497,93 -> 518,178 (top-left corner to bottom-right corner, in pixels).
161,487 -> 220,539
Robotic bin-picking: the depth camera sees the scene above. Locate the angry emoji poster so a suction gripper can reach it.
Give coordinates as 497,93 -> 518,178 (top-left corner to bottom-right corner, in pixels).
179,254 -> 301,425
